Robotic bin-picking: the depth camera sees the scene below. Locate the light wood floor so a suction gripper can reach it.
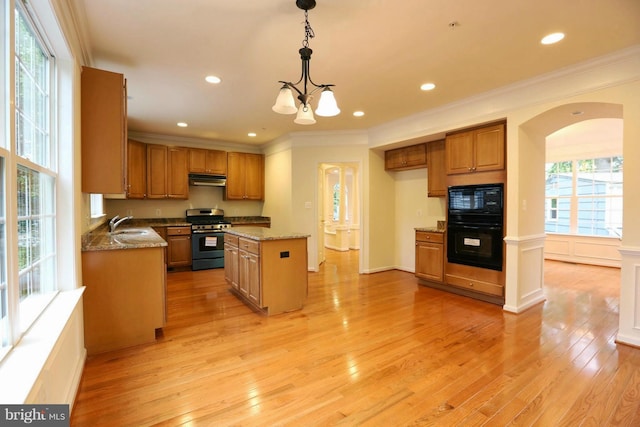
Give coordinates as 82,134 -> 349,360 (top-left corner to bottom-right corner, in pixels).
70,251 -> 640,426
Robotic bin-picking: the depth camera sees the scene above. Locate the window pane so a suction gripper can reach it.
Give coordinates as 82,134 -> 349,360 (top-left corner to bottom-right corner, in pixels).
17,165 -> 56,331
15,7 -> 50,168
576,196 -> 623,237
545,197 -> 571,233
545,161 -> 573,197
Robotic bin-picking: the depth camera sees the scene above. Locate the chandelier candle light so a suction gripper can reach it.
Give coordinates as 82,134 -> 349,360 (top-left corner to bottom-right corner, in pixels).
272,0 -> 340,125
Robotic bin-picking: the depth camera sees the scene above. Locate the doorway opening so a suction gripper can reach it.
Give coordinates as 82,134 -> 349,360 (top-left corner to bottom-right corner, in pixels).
317,163 -> 360,268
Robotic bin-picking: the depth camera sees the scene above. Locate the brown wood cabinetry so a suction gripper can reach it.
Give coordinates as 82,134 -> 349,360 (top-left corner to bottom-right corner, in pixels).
385,143 -> 427,171
126,139 -> 147,199
226,152 -> 264,200
189,148 -> 227,175
81,66 -> 127,194
166,226 -> 191,268
224,233 -> 308,315
81,247 -> 166,355
427,140 -> 446,197
445,123 -> 505,175
146,144 -> 189,199
415,231 -> 444,283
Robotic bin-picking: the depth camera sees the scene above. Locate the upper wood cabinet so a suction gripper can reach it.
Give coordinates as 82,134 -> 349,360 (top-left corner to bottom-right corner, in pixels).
385,143 -> 427,171
226,152 -> 264,201
445,123 -> 505,175
427,140 -> 446,197
188,148 -> 227,175
126,139 -> 147,199
81,66 -> 127,194
146,144 -> 189,199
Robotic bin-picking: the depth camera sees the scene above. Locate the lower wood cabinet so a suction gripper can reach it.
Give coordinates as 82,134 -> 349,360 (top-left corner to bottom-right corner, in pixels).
166,226 -> 191,268
81,247 -> 166,355
224,233 -> 307,315
415,230 -> 444,283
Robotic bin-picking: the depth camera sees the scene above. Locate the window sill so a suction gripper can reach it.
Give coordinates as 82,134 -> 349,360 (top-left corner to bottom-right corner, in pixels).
0,287 -> 85,403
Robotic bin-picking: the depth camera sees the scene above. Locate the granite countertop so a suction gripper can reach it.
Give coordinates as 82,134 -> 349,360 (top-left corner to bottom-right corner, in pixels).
82,225 -> 168,252
225,226 -> 310,241
415,220 -> 447,233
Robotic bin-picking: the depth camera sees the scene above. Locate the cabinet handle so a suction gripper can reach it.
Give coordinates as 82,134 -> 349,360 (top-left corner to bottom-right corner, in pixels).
469,282 -> 474,287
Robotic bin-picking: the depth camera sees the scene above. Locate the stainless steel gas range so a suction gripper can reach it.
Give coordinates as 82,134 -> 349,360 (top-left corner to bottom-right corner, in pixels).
186,208 -> 231,271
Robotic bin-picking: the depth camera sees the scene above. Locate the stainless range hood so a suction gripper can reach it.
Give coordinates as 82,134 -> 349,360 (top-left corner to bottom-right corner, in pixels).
188,174 -> 226,187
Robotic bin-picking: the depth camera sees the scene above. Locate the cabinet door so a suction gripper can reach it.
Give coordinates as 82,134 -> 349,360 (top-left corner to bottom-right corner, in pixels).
127,139 -> 147,199
188,148 -> 207,173
474,124 -> 505,172
226,152 -> 245,200
427,140 -> 446,197
247,252 -> 261,306
385,148 -> 404,170
81,67 -> 126,194
167,147 -> 189,199
146,144 -> 168,198
224,244 -> 239,290
445,131 -> 475,175
238,250 -> 250,297
206,149 -> 227,175
167,234 -> 191,267
403,144 -> 427,168
244,153 -> 264,200
415,241 -> 443,282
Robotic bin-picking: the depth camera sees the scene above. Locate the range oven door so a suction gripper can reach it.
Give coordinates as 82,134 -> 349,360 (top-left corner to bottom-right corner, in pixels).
447,223 -> 503,271
191,231 -> 225,270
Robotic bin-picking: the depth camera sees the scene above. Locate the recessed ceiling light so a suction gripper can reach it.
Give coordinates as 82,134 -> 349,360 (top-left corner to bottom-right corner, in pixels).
541,32 -> 565,45
205,75 -> 221,84
248,132 -> 257,137
353,111 -> 365,117
177,122 -> 188,127
420,83 -> 436,91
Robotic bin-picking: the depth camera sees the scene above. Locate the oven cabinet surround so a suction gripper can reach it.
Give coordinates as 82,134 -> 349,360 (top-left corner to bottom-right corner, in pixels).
146,144 -> 189,199
80,227 -> 167,355
81,66 -> 127,194
445,122 -> 505,175
226,152 -> 265,200
224,227 -> 309,315
385,143 -> 427,171
188,148 -> 227,175
415,230 -> 444,283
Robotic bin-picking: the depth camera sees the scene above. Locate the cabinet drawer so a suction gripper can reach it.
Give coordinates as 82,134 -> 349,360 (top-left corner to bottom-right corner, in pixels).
416,231 -> 444,244
238,237 -> 260,255
225,234 -> 239,246
445,273 -> 503,297
167,226 -> 190,236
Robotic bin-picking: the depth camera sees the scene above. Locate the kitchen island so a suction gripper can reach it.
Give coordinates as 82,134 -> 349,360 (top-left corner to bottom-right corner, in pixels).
81,226 -> 167,354
224,227 -> 309,315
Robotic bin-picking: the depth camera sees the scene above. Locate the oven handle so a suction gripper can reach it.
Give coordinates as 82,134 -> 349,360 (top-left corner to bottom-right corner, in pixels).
448,223 -> 502,231
191,230 -> 226,235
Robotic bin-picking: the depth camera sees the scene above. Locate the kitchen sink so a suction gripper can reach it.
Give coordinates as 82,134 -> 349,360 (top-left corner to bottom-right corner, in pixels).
109,228 -> 149,236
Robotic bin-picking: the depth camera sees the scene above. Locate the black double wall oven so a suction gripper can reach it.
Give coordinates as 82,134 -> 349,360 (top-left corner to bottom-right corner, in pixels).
447,183 -> 504,271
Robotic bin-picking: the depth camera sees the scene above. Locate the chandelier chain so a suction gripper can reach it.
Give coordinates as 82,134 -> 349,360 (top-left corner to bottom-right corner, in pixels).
302,10 -> 315,48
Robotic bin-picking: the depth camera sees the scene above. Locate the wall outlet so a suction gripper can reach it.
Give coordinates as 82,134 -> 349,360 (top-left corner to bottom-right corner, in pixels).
417,209 -> 423,217
155,209 -> 161,217
126,209 -> 133,217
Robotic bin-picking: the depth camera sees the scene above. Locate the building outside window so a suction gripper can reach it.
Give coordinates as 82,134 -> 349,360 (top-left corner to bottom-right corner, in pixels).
545,156 -> 623,237
0,1 -> 58,360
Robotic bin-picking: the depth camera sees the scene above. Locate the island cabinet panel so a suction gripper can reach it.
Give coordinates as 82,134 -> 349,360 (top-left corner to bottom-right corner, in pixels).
81,66 -> 127,194
225,233 -> 308,315
226,152 -> 265,200
224,234 -> 239,290
81,247 -> 166,355
445,122 -> 505,175
189,148 -> 227,175
415,231 -> 444,283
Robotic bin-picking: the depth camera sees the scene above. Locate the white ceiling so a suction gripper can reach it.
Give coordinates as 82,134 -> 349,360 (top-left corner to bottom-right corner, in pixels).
73,0 -> 640,146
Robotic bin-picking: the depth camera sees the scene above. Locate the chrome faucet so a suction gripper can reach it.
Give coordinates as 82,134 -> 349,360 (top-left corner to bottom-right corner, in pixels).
109,215 -> 133,233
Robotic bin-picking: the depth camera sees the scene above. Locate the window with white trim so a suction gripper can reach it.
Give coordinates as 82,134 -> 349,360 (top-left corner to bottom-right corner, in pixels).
1,1 -> 58,359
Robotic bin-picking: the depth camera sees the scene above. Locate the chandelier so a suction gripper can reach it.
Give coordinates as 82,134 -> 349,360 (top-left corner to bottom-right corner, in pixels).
272,0 -> 340,125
